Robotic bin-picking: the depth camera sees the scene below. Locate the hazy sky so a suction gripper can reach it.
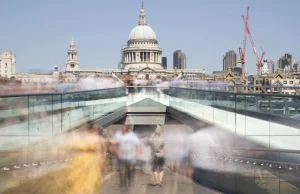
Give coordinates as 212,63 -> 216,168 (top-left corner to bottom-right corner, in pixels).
1,0 -> 299,74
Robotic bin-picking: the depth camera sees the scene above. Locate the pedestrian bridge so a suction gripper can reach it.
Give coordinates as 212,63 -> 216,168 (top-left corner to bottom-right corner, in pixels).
0,86 -> 300,194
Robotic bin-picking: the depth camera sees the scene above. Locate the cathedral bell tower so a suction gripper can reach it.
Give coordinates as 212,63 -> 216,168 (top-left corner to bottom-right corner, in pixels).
65,37 -> 79,72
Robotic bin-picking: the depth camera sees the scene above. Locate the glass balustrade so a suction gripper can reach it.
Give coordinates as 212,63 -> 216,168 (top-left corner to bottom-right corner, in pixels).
1,85 -> 300,194
169,87 -> 300,150
169,87 -> 300,194
0,87 -> 126,192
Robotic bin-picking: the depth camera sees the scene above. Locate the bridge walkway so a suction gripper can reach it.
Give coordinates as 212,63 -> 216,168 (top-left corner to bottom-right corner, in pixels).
102,168 -> 220,194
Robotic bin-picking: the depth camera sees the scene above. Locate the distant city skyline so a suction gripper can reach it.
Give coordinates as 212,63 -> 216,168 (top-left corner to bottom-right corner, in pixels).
0,0 -> 299,74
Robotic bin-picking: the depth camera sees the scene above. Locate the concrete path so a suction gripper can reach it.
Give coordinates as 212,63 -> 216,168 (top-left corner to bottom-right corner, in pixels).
102,168 -> 220,194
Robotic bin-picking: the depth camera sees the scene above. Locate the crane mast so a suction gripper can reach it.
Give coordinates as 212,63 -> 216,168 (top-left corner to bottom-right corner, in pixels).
238,7 -> 249,76
242,6 -> 266,75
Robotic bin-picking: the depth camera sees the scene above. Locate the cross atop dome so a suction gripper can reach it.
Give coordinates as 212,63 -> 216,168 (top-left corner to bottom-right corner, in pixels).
138,2 -> 147,26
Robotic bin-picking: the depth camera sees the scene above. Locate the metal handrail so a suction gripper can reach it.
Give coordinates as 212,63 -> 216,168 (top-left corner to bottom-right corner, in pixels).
0,86 -> 126,97
217,146 -> 300,154
170,86 -> 300,98
2,85 -> 299,98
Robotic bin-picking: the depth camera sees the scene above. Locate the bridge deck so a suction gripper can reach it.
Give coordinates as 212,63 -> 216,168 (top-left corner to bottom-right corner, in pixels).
102,168 -> 220,194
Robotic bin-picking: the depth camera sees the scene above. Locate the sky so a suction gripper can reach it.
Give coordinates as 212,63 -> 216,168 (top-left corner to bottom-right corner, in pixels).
0,0 -> 299,74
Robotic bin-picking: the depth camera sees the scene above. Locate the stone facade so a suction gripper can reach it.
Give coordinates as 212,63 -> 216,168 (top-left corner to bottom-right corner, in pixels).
65,37 -> 79,72
202,68 -> 300,94
14,66 -> 60,83
0,51 -> 16,78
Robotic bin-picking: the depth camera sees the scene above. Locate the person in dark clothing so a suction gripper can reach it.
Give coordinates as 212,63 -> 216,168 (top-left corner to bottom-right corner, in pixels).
127,81 -> 135,102
128,81 -> 134,93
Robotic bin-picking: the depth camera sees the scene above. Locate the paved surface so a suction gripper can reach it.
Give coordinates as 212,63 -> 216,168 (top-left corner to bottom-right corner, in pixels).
102,168 -> 220,194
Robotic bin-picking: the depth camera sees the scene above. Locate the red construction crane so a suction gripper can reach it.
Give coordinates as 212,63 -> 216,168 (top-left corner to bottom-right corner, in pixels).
238,7 -> 249,76
242,6 -> 266,75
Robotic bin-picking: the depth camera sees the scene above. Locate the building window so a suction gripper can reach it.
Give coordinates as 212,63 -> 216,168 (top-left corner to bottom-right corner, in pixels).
72,54 -> 74,59
290,81 -> 293,84
256,80 -> 258,84
5,63 -> 7,68
284,81 -> 287,84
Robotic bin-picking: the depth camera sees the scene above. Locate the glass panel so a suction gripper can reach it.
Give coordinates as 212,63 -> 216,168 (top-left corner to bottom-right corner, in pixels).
202,91 -> 214,123
194,90 -> 203,120
228,94 -> 236,134
29,95 -> 53,136
246,95 -> 270,136
270,95 -> 300,135
53,95 -> 62,135
213,92 -> 229,128
0,96 -> 29,135
236,94 -> 246,137
270,136 -> 300,150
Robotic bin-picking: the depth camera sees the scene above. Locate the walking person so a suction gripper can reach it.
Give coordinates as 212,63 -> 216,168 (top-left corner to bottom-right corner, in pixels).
109,128 -> 122,184
61,124 -> 106,194
115,124 -> 141,187
127,80 -> 135,103
148,125 -> 165,187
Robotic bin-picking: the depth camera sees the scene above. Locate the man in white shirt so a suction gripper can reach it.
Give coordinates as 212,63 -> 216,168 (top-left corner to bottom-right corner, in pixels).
115,124 -> 141,187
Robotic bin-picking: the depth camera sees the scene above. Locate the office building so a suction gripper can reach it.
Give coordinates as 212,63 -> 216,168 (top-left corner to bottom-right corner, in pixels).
162,57 -> 167,69
268,58 -> 277,74
293,62 -> 300,72
173,50 -> 186,69
223,50 -> 237,72
278,53 -> 292,71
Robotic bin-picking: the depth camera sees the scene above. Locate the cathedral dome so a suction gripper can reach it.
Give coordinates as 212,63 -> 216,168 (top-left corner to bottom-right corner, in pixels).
122,2 -> 163,71
128,25 -> 157,41
128,2 -> 157,42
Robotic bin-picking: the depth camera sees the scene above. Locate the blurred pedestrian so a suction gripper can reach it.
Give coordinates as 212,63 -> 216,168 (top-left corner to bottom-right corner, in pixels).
148,125 -> 165,187
61,124 -> 106,194
128,81 -> 135,103
115,124 -> 141,187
